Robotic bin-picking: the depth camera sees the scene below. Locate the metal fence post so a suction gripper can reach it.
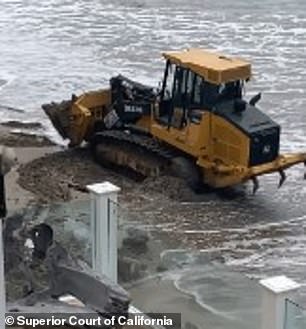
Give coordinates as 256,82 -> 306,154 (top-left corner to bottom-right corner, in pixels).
260,276 -> 300,329
0,220 -> 5,329
87,182 -> 121,283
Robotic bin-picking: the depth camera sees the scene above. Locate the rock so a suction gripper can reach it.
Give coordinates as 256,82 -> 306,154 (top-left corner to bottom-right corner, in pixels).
155,263 -> 168,272
118,256 -> 147,282
122,227 -> 149,252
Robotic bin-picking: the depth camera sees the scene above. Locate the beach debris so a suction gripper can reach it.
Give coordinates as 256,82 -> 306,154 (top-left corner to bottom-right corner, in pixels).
0,105 -> 24,113
118,256 -> 147,282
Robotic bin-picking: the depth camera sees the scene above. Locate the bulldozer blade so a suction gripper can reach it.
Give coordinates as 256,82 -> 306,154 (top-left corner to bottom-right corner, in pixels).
251,177 -> 259,194
278,170 -> 286,188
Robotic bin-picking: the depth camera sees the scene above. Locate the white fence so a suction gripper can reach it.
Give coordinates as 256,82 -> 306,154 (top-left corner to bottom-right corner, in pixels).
260,276 -> 301,329
1,181 -> 305,329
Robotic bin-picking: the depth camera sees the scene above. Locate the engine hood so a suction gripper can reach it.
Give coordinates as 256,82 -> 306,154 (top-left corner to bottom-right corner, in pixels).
213,100 -> 280,136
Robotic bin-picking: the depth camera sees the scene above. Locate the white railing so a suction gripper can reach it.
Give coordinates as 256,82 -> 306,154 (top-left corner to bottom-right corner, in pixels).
87,181 -> 120,283
284,298 -> 306,329
260,276 -> 302,329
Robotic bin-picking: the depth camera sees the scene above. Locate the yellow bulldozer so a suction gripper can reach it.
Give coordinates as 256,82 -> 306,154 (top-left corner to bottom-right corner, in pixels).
43,48 -> 306,193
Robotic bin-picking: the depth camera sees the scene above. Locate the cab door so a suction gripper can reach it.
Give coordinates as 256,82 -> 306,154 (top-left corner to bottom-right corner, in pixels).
154,62 -> 210,156
158,61 -> 187,129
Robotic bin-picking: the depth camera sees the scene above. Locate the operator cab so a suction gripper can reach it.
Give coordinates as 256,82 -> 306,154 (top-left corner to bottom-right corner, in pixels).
158,49 -> 251,127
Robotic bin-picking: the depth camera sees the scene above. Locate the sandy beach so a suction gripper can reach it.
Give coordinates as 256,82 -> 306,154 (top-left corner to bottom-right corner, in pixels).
0,123 -> 59,210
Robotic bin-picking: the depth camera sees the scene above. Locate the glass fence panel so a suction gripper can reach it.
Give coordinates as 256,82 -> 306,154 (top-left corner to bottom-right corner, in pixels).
5,197 -> 262,329
5,198 -> 92,301
285,299 -> 306,329
112,199 -> 262,329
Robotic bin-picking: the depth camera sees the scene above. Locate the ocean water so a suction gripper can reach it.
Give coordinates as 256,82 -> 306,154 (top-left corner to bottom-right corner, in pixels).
0,0 -> 306,143
1,0 -> 306,315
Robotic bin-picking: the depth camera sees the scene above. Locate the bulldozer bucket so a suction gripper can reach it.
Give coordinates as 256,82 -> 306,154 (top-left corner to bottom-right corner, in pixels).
42,99 -> 73,140
42,89 -> 111,147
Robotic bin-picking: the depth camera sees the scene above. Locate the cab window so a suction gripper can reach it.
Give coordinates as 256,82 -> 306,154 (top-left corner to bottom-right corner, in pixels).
193,74 -> 203,106
161,62 -> 243,115
163,61 -> 175,100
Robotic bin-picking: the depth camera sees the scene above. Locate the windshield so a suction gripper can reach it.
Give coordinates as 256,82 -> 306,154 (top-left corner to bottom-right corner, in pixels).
202,80 -> 243,109
217,81 -> 242,100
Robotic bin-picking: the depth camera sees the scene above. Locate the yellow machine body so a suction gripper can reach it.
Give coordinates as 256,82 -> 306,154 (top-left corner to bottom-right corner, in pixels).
162,48 -> 251,84
43,49 -> 306,190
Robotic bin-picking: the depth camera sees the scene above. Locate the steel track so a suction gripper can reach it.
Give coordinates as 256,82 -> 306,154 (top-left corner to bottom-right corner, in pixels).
92,130 -> 177,177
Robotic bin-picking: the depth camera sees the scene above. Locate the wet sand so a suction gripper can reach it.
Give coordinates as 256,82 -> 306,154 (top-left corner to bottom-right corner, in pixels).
0,123 -> 60,210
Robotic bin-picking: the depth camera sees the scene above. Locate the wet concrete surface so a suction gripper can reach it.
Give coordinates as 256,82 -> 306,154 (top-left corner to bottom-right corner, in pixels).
129,264 -> 261,329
